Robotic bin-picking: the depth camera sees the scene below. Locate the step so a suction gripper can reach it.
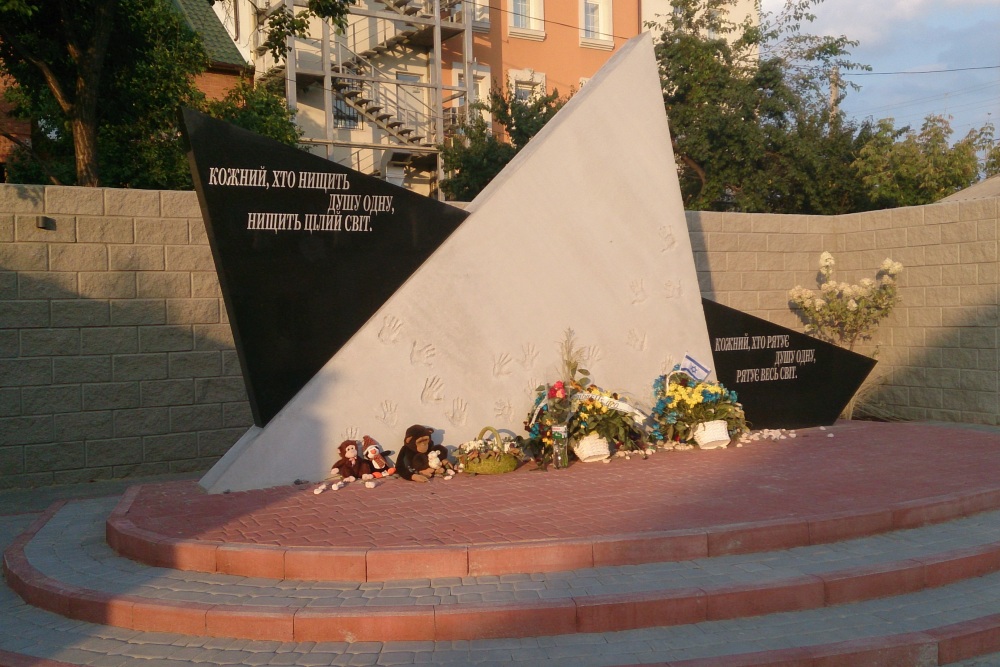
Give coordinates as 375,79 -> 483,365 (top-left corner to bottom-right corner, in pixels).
105,422 -> 1000,582
5,507 -> 1000,665
11,492 -> 1000,644
5,421 -> 1000,665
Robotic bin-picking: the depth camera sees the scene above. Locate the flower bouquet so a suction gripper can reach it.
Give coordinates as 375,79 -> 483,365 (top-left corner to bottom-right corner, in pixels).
568,386 -> 648,458
650,368 -> 747,447
525,378 -> 577,468
456,427 -> 521,475
523,329 -> 589,469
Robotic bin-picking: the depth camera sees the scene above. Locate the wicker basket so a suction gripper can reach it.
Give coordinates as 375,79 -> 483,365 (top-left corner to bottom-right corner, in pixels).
571,432 -> 611,462
692,420 -> 730,449
461,427 -> 520,475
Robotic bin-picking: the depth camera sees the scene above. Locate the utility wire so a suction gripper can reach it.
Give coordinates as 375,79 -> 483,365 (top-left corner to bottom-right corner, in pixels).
842,65 -> 1000,76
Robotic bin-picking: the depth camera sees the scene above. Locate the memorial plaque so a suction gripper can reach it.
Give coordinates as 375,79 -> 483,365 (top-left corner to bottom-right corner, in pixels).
181,109 -> 469,426
703,298 -> 876,429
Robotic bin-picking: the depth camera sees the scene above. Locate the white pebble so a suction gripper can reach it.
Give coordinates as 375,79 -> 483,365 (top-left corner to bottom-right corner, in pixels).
365,481 -> 376,489
827,433 -> 834,438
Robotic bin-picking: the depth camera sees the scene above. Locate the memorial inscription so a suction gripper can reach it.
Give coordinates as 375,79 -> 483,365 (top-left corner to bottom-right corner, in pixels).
181,109 -> 468,426
703,298 -> 875,429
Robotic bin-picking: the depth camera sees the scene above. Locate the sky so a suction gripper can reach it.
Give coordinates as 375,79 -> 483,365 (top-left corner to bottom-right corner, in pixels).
760,0 -> 1000,141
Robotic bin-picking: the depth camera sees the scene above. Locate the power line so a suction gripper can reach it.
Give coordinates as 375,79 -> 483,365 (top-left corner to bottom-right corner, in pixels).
842,65 -> 1000,76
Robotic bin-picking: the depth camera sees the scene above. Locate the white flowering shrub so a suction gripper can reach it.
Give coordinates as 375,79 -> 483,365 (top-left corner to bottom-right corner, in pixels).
788,252 -> 903,351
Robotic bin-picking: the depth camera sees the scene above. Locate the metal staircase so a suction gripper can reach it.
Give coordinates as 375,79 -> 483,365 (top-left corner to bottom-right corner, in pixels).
258,0 -> 475,195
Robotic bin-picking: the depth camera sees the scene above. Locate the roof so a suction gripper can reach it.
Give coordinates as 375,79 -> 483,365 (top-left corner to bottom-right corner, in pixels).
171,0 -> 248,70
940,174 -> 1000,202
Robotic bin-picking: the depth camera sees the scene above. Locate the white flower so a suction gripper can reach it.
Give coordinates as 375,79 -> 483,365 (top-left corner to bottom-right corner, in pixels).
814,298 -> 826,309
789,286 -> 813,301
820,251 -> 835,269
847,299 -> 858,311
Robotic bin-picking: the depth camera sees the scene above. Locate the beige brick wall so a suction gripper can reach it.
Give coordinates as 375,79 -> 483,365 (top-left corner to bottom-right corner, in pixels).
690,197 -> 999,426
0,184 -> 251,489
2,183 -> 998,489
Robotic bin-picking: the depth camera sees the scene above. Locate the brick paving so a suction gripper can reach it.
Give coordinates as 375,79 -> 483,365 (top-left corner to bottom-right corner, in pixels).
3,420 -> 1000,665
120,422 -> 1000,549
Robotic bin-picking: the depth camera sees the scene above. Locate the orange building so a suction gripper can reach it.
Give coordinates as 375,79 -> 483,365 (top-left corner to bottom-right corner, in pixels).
449,1 -> 641,105
223,0 -> 645,196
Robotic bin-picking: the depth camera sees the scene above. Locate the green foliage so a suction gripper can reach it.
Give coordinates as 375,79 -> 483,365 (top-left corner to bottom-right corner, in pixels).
439,114 -> 516,201
788,252 -> 903,351
205,78 -> 302,147
1,0 -> 301,189
484,84 -> 565,151
262,0 -> 357,61
440,83 -> 567,201
653,0 -> 875,213
655,0 -> 999,213
853,115 -> 991,208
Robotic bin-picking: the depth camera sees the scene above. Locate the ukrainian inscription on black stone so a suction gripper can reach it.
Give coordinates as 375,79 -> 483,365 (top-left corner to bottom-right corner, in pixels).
702,298 -> 876,429
181,109 -> 469,427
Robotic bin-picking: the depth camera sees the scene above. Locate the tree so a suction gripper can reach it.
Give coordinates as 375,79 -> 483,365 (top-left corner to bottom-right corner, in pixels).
652,0 -> 873,213
0,0 -> 349,187
853,115 -> 994,207
260,0 -> 358,62
655,0 -> 999,213
0,0 -> 123,186
440,84 -> 567,201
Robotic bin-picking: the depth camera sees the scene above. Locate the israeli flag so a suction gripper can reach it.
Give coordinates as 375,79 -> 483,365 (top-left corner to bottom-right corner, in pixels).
679,353 -> 711,381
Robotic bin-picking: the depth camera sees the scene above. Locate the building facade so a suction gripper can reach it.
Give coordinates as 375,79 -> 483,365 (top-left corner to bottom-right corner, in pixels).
211,0 -> 647,195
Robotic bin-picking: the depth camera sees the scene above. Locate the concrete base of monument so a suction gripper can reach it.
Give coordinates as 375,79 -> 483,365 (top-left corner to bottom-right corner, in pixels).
7,420 -> 1000,664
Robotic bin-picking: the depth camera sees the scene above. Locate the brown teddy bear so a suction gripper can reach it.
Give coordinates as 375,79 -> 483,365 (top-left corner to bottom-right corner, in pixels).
397,424 -> 450,482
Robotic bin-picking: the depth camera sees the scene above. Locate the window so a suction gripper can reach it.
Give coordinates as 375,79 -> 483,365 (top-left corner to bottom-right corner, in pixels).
333,80 -> 361,129
508,68 -> 545,102
459,1 -> 490,29
512,0 -> 529,28
453,64 -> 491,126
584,1 -> 600,38
580,0 -> 612,49
514,81 -> 535,102
508,0 -> 545,40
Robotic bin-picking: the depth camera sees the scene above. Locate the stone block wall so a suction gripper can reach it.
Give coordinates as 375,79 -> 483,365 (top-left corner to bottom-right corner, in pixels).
0,184 -> 252,489
2,183 -> 998,489
688,196 -> 999,425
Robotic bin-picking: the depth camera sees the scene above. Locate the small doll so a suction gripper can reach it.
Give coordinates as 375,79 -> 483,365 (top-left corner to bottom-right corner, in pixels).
332,438 -> 373,482
362,436 -> 396,478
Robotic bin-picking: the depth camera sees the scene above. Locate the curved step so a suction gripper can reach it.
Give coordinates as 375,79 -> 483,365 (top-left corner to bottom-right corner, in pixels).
105,422 -> 1000,582
10,496 -> 1000,643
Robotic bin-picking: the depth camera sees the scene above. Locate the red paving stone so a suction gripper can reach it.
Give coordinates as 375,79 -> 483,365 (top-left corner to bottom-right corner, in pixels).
118,422 -> 1000,552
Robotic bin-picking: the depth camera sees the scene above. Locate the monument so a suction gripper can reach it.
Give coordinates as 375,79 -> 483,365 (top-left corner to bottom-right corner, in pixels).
703,299 -> 876,429
187,32 -> 716,492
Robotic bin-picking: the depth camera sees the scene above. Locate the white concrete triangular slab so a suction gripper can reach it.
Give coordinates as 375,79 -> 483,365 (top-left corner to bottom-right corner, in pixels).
201,32 -> 713,493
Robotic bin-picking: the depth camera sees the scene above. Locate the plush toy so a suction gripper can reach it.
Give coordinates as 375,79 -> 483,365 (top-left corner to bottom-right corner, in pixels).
427,450 -> 456,480
397,424 -> 449,482
362,435 -> 396,478
331,439 -> 373,482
